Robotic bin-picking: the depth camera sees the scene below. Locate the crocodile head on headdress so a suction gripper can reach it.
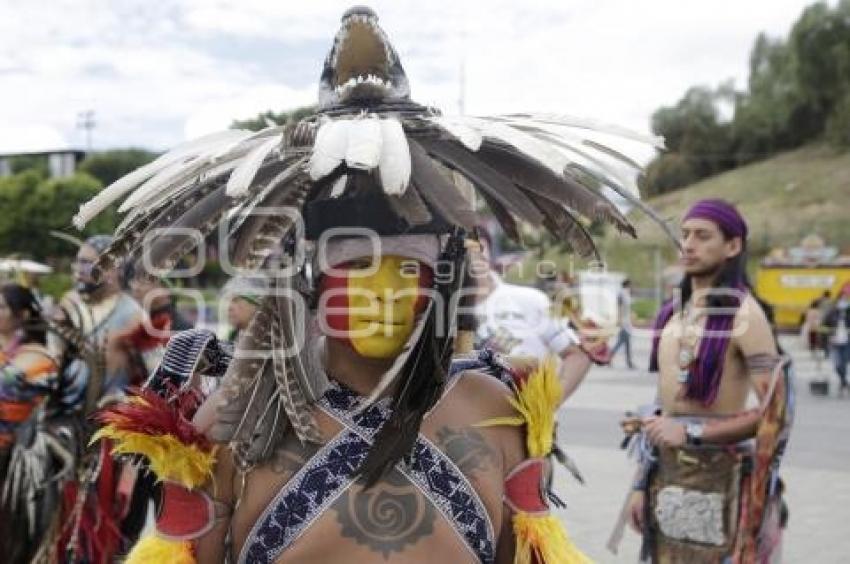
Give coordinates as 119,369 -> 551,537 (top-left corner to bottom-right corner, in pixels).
318,6 -> 411,109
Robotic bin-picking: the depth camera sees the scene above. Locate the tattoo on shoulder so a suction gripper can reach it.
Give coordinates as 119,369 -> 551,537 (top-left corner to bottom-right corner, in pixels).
745,353 -> 780,374
435,426 -> 497,475
334,470 -> 435,557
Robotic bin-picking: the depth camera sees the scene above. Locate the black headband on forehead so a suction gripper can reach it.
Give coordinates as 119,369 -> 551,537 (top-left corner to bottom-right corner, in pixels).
304,192 -> 452,240
304,191 -> 452,241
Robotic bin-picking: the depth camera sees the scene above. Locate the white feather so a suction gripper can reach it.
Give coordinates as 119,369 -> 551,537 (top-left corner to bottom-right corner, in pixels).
330,174 -> 348,198
344,117 -> 382,171
73,129 -> 251,228
118,138 -> 264,215
118,156 -> 203,213
492,115 -> 657,175
73,159 -> 167,228
114,153 -> 249,234
499,112 -> 665,148
427,116 -> 482,151
469,117 -> 571,175
508,119 -> 647,174
226,136 -> 283,197
377,119 -> 410,195
244,123 -> 288,142
309,119 -> 349,181
114,141 -> 266,238
513,124 -> 642,197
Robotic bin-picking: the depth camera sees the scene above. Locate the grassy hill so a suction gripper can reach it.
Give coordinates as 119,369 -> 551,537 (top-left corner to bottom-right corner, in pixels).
592,143 -> 850,287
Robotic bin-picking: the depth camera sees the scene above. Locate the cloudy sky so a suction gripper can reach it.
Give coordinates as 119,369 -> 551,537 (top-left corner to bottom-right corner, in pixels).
0,0 -> 824,153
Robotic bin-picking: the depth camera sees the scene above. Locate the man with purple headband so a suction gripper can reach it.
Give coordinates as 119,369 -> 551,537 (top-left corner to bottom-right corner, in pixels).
610,199 -> 794,563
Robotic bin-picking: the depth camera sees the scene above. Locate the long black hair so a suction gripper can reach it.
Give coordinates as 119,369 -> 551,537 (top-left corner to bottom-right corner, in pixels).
1,283 -> 46,345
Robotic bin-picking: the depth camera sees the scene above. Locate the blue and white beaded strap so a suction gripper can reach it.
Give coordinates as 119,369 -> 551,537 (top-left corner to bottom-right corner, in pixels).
403,437 -> 496,563
238,429 -> 369,564
319,385 -> 496,563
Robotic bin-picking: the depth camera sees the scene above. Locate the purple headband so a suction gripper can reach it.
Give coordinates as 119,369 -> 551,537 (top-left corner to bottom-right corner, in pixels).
683,199 -> 748,242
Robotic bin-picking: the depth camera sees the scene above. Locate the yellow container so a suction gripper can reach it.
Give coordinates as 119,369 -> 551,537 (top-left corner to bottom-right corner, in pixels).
755,265 -> 850,329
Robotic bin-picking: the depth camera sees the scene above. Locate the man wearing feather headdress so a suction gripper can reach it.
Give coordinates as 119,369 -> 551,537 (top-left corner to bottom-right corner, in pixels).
80,7 -> 675,563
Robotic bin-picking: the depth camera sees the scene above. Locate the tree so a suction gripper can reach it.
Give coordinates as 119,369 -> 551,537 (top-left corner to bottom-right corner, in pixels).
789,1 -> 850,135
644,85 -> 735,194
0,172 -> 116,259
826,91 -> 850,148
0,171 -> 42,255
78,149 -> 158,186
642,1 -> 850,196
641,153 -> 699,197
8,155 -> 49,178
231,105 -> 317,131
731,33 -> 807,163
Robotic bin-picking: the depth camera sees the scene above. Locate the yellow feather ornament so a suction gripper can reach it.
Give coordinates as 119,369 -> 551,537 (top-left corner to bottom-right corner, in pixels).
91,427 -> 216,489
479,356 -> 593,564
125,534 -> 196,564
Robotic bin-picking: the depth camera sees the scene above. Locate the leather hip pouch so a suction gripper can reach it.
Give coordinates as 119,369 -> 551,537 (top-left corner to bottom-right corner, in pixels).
648,446 -> 748,563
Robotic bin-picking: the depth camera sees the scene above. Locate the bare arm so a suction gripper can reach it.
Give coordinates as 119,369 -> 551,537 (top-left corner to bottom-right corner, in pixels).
194,445 -> 237,564
460,372 -> 526,562
557,345 -> 592,403
701,297 -> 779,444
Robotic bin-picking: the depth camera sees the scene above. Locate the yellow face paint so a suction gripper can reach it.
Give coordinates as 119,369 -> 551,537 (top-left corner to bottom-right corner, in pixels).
319,255 -> 432,360
346,255 -> 426,359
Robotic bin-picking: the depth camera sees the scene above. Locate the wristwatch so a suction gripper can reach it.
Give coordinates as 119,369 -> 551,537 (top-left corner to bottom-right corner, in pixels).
685,422 -> 705,446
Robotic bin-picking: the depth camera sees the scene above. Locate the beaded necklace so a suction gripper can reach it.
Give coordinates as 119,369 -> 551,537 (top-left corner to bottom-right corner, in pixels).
676,302 -> 702,394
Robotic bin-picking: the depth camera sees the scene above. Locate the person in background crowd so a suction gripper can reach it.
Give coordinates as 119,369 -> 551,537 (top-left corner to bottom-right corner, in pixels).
0,283 -> 58,563
128,274 -> 193,333
48,235 -> 149,561
473,229 -> 577,357
122,270 -> 194,374
609,279 -> 635,370
801,297 -> 823,371
471,228 -> 600,402
50,235 -> 147,396
823,282 -> 850,396
222,276 -> 266,341
817,290 -> 833,357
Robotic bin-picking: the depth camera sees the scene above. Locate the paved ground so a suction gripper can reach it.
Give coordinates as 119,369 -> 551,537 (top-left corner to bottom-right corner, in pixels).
551,333 -> 850,563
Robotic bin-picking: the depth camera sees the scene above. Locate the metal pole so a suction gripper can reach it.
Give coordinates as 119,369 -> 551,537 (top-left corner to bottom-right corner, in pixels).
654,245 -> 662,309
76,110 -> 95,152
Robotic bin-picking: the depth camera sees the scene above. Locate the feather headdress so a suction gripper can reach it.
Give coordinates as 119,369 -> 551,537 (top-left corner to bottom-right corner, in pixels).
76,6 -> 673,473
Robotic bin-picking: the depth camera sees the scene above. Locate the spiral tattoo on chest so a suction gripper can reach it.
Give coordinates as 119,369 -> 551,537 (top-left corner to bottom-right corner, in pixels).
334,470 -> 435,557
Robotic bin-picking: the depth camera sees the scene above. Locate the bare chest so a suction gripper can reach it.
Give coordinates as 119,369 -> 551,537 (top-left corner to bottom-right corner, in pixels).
657,313 -> 751,415
229,409 -> 503,564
